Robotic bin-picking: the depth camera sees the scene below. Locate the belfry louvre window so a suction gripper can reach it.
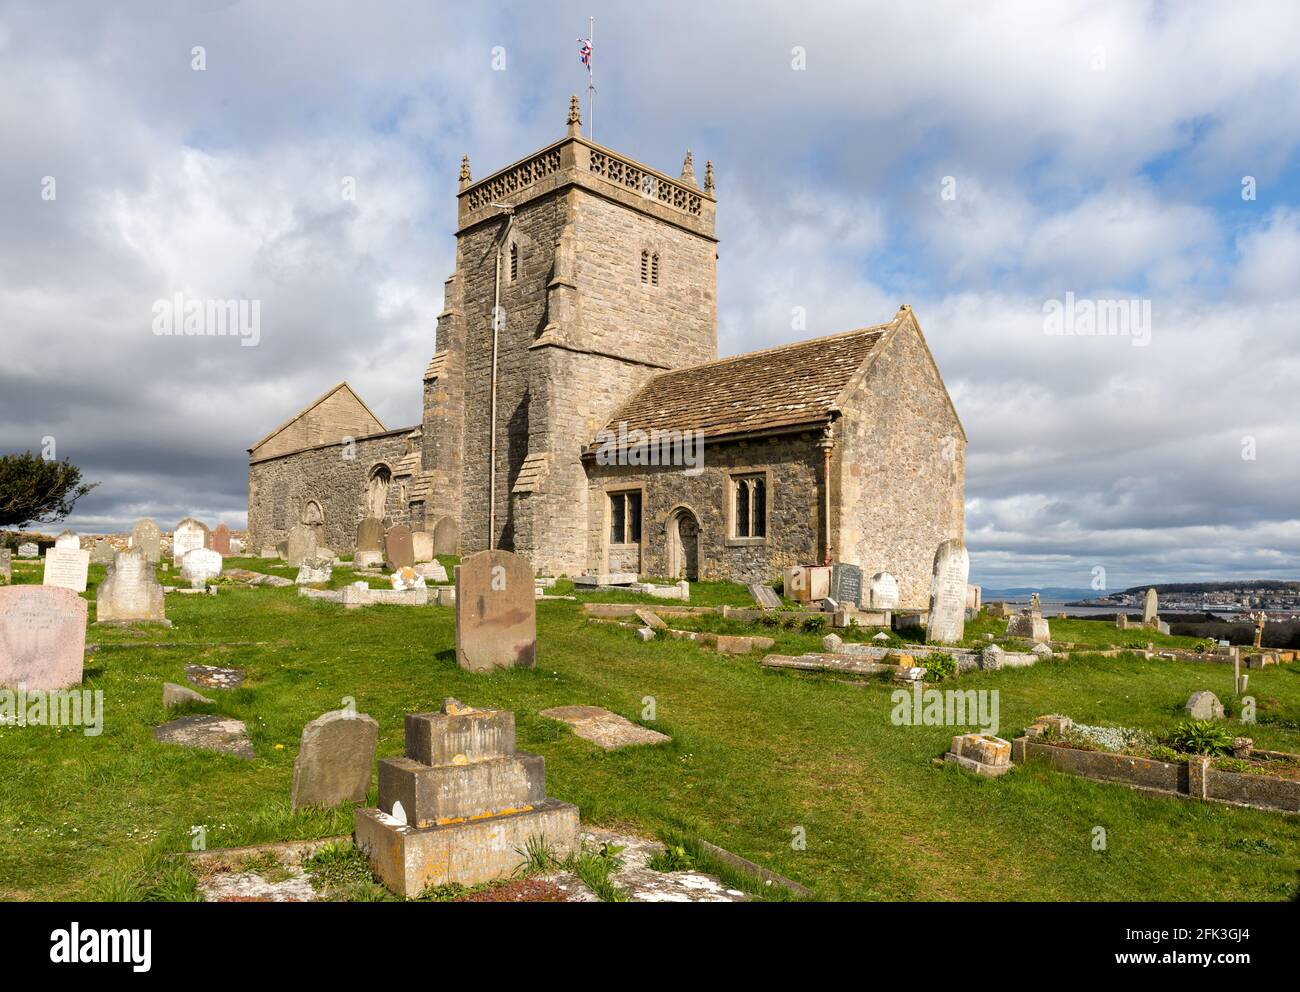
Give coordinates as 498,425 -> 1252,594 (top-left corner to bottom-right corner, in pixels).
640,250 -> 650,284
609,490 -> 643,545
732,474 -> 767,539
651,252 -> 660,285
509,243 -> 519,281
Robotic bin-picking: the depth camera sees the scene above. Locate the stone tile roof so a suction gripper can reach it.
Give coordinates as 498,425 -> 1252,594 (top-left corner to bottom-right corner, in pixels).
588,323 -> 890,449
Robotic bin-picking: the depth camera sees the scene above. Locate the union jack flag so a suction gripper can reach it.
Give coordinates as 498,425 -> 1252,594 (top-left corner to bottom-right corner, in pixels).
577,37 -> 592,68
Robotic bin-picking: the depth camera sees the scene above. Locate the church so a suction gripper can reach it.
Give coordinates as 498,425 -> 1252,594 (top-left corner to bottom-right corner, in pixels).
247,96 -> 966,608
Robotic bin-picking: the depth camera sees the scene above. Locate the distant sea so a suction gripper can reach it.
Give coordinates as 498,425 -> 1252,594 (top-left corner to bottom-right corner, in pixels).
995,598 -> 1242,619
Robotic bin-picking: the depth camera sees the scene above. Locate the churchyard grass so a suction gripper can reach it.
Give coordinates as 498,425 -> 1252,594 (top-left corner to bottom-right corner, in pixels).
2,559 -> 1298,901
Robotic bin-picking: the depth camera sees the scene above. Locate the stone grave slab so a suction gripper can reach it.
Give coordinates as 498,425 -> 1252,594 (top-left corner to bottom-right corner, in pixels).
0,585 -> 87,690
42,547 -> 90,593
454,550 -> 536,672
748,583 -> 781,610
540,705 -> 671,750
291,708 -> 380,811
154,715 -> 254,759
185,664 -> 245,690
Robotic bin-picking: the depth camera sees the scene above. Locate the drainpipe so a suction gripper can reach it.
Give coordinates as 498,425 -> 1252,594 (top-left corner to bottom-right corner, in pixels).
488,204 -> 515,550
820,424 -> 835,565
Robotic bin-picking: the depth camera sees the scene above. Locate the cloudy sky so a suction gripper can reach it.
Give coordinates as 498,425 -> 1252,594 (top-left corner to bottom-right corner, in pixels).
3,0 -> 1298,589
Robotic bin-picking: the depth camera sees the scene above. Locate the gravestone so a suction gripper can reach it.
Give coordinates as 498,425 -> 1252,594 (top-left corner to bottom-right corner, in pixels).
295,556 -> 333,585
291,708 -> 380,811
540,705 -> 671,750
43,546 -> 90,593
0,585 -> 87,690
411,531 -> 434,563
356,517 -> 384,554
925,539 -> 969,644
355,698 -> 579,896
1185,691 -> 1224,721
1007,612 -> 1051,643
1115,613 -> 1128,629
17,543 -> 38,559
1142,588 -> 1158,624
96,549 -> 166,623
415,560 -> 448,582
130,518 -> 162,562
211,523 -> 232,555
384,524 -> 414,570
0,548 -> 10,582
91,540 -> 116,565
869,572 -> 900,610
285,524 -> 317,567
431,515 -> 459,556
172,518 -> 210,567
748,583 -> 781,610
154,715 -> 254,759
454,550 -> 537,672
829,562 -> 864,609
180,548 -> 223,587
55,530 -> 80,550
1028,592 -> 1042,614
965,584 -> 981,611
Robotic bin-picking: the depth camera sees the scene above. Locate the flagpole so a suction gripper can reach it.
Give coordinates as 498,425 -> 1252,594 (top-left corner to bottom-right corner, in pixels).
587,16 -> 595,141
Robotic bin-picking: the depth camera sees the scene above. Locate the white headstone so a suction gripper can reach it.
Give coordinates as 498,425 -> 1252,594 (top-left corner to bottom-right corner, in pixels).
55,531 -> 80,550
42,547 -> 90,593
181,548 -> 223,587
17,542 -> 39,559
1142,587 -> 1158,623
869,571 -> 900,610
172,518 -> 210,567
925,539 -> 969,644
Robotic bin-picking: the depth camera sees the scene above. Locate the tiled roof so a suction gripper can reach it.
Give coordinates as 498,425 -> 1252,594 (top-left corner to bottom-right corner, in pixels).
588,322 -> 891,449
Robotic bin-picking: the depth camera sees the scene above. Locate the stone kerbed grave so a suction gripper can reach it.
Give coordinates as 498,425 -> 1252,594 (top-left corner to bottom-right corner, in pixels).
944,733 -> 1013,777
0,585 -> 87,691
539,705 -> 671,749
1012,714 -> 1300,815
226,568 -> 295,588
291,708 -> 379,811
573,572 -> 639,587
762,653 -> 894,678
586,616 -> 774,655
355,698 -> 580,897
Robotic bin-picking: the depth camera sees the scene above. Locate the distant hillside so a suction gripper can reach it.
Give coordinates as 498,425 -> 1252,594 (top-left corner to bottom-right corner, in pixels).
1119,580 -> 1300,595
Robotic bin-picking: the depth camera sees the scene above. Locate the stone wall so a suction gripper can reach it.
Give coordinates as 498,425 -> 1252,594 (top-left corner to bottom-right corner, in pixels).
583,431 -> 822,584
251,386 -> 384,461
247,430 -> 413,554
834,313 -> 965,609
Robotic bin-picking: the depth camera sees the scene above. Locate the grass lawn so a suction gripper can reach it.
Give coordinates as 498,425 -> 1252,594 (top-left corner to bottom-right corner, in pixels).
2,557 -> 1298,901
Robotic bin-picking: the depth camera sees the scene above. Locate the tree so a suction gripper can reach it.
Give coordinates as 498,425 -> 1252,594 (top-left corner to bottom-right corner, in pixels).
0,451 -> 99,529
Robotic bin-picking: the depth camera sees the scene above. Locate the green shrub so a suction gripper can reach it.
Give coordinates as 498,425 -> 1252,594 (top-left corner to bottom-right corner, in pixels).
922,652 -> 956,682
800,615 -> 827,634
1164,720 -> 1235,757
647,844 -> 696,873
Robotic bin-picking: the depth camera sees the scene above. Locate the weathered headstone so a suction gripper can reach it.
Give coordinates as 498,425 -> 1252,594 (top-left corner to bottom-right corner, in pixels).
154,715 -> 254,759
965,584 -> 981,611
55,530 -> 80,550
285,524 -> 317,567
431,515 -> 458,556
17,542 -> 38,559
411,531 -> 434,563
829,562 -> 864,609
1115,613 -> 1128,630
1185,691 -> 1224,720
0,548 -> 10,582
384,524 -> 414,570
291,708 -> 380,811
163,682 -> 214,708
1007,612 -> 1051,643
172,518 -> 210,567
925,539 -> 969,644
356,517 -> 384,554
748,583 -> 781,610
96,549 -> 166,624
211,523 -> 232,555
1142,588 -> 1158,624
130,518 -> 162,562
42,546 -> 90,593
869,571 -> 900,610
355,698 -> 579,896
454,550 -> 537,672
1028,592 -> 1042,614
415,560 -> 448,582
295,556 -> 333,585
180,548 -> 223,587
0,585 -> 87,690
91,540 -> 116,565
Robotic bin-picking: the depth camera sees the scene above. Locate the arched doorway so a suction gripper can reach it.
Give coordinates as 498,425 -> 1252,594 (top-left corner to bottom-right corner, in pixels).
301,500 -> 325,545
367,465 -> 392,520
668,507 -> 700,582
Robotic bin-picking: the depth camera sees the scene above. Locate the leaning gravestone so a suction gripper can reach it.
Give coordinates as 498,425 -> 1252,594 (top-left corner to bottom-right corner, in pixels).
130,518 -> 162,562
17,543 -> 38,559
748,583 -> 781,610
285,524 -> 317,567
96,549 -> 166,624
356,517 -> 384,553
431,515 -> 458,556
455,550 -> 537,672
291,708 -> 380,811
181,548 -> 223,587
0,585 -> 87,690
172,518 -> 210,567
55,530 -> 80,550
925,539 -> 969,644
829,562 -> 864,609
91,540 -> 116,565
211,523 -> 232,555
1143,587 -> 1158,624
43,546 -> 90,593
411,531 -> 434,563
384,524 -> 414,570
869,571 -> 900,610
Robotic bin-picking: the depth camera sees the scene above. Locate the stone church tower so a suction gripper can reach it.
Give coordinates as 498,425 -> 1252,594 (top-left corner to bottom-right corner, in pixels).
420,96 -> 718,575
